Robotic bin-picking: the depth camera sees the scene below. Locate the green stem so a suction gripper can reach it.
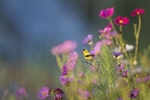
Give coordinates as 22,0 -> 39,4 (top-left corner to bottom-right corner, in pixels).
134,16 -> 141,62
55,55 -> 63,69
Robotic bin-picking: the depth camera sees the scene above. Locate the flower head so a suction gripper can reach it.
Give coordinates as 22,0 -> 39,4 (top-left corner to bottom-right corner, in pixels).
78,88 -> 91,100
14,87 -> 28,100
66,51 -> 78,71
99,7 -> 114,18
59,75 -> 74,86
51,40 -> 76,55
129,88 -> 140,98
121,70 -> 128,77
54,88 -> 64,100
125,44 -> 134,52
61,64 -> 68,76
78,72 -> 85,77
131,8 -> 145,16
114,16 -> 130,26
37,86 -> 49,100
113,51 -> 122,57
82,34 -> 93,44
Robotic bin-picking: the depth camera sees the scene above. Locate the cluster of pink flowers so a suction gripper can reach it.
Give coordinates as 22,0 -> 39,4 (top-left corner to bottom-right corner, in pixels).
51,40 -> 77,55
99,7 -> 145,26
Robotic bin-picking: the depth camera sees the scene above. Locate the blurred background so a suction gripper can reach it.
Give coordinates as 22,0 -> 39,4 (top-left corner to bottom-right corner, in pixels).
0,0 -> 149,99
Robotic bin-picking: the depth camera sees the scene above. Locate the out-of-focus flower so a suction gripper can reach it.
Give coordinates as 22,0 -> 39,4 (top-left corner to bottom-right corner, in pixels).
114,16 -> 130,26
116,63 -> 125,72
54,88 -> 64,100
91,79 -> 97,85
66,51 -> 78,71
131,8 -> 145,16
82,34 -> 93,45
121,70 -> 128,77
15,87 -> 28,100
117,98 -> 122,100
113,51 -> 122,57
78,72 -> 85,77
99,7 -> 114,18
137,75 -> 150,83
98,23 -> 117,39
59,75 -> 74,86
125,44 -> 134,52
89,66 -> 96,71
78,88 -> 91,100
51,40 -> 76,55
61,64 -> 68,76
37,86 -> 49,100
92,39 -> 112,55
129,88 -> 140,98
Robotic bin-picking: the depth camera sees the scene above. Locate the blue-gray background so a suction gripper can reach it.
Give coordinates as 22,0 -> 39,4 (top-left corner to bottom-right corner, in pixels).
0,0 -> 149,99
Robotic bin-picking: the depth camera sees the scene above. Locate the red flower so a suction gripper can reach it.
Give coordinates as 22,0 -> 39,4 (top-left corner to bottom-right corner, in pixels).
131,8 -> 145,16
114,16 -> 130,26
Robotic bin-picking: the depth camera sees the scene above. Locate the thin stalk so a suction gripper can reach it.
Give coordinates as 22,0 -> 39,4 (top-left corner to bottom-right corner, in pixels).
134,16 -> 141,62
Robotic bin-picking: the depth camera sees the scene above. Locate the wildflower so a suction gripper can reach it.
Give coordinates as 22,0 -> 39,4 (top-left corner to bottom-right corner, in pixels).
114,16 -> 130,26
125,44 -> 134,52
99,7 -> 114,18
121,70 -> 128,77
82,34 -> 93,45
131,8 -> 145,16
89,66 -> 96,71
37,86 -> 49,100
54,88 -> 64,100
66,51 -> 78,71
129,88 -> 140,98
116,63 -> 125,72
113,51 -> 122,57
61,65 -> 68,76
59,75 -> 74,86
137,75 -> 150,83
91,79 -> 97,85
78,88 -> 91,100
117,98 -> 122,100
51,40 -> 76,55
78,72 -> 85,77
14,87 -> 28,100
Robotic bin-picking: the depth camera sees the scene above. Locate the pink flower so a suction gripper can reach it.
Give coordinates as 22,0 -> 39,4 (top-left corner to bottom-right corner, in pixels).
15,87 -> 28,100
114,16 -> 130,26
99,7 -> 114,18
98,23 -> 117,39
51,40 -> 76,55
66,51 -> 78,71
37,86 -> 49,100
131,8 -> 145,16
82,34 -> 93,44
78,88 -> 91,100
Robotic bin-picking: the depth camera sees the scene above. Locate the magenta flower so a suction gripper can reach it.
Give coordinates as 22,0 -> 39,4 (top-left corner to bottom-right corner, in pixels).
137,75 -> 150,83
61,64 -> 68,76
54,88 -> 64,100
99,7 -> 114,18
121,70 -> 128,77
129,88 -> 140,98
66,51 -> 78,71
82,34 -> 93,44
37,86 -> 49,100
114,16 -> 130,26
14,87 -> 28,100
59,75 -> 74,86
116,63 -> 125,72
131,8 -> 145,16
51,40 -> 76,55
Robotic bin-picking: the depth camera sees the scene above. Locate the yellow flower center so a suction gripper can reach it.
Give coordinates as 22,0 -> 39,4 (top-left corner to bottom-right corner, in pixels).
43,92 -> 47,96
137,11 -> 140,15
119,20 -> 123,24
